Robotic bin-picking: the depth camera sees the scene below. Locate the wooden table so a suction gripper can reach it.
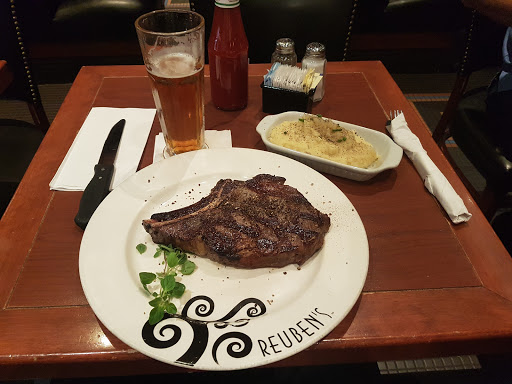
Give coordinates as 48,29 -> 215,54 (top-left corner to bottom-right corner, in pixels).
1,62 -> 512,380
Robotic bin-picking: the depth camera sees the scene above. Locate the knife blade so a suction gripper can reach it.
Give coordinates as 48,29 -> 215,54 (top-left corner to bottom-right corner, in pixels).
74,119 -> 125,230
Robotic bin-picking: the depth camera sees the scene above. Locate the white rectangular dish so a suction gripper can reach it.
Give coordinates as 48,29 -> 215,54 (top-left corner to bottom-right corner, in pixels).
255,111 -> 403,181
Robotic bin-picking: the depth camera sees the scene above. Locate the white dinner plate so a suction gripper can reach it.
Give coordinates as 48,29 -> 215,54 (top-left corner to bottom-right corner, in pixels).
79,147 -> 369,371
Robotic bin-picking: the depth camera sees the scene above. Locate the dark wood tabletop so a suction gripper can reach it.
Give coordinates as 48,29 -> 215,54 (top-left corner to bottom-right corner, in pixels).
1,62 -> 512,380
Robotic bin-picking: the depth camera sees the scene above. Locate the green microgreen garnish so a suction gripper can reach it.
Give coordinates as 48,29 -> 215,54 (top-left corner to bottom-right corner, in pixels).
298,118 -> 304,122
332,129 -> 343,132
316,114 -> 323,117
136,243 -> 147,254
138,244 -> 197,325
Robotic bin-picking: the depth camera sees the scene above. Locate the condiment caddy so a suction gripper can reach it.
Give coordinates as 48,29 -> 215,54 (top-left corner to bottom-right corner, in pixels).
261,62 -> 322,114
261,39 -> 327,113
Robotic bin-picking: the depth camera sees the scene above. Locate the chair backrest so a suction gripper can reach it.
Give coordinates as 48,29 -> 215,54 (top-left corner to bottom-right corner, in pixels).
193,0 -> 357,64
432,9 -> 505,143
457,10 -> 505,77
0,0 -> 49,132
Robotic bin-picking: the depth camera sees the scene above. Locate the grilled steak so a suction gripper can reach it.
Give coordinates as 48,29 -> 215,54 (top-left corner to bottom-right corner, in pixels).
142,174 -> 330,269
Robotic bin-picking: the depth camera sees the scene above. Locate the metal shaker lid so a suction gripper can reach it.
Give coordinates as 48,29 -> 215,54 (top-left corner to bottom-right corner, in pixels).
275,38 -> 295,54
305,42 -> 326,57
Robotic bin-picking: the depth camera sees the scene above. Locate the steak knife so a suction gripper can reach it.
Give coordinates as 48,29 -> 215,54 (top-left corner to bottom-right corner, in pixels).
74,119 -> 125,230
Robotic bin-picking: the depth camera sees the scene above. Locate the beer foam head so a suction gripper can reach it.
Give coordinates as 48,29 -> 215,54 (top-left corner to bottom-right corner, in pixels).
149,52 -> 201,78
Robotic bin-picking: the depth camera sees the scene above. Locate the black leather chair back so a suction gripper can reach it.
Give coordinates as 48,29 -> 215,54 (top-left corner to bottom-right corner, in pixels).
193,0 -> 357,63
0,0 -> 49,131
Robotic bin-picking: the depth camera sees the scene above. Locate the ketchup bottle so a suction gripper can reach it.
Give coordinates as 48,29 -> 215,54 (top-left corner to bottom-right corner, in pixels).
207,0 -> 249,110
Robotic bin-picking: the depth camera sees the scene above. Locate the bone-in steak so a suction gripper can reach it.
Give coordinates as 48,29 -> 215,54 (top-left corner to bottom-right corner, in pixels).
142,174 -> 330,269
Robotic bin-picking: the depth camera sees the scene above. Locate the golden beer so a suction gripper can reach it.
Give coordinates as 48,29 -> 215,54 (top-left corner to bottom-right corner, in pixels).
148,52 -> 205,155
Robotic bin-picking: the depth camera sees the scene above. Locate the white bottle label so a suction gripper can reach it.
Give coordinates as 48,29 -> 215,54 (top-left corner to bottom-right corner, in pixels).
215,0 -> 240,8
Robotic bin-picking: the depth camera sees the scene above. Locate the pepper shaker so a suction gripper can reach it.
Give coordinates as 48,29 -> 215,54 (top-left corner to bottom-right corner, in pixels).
271,38 -> 297,66
302,42 -> 326,101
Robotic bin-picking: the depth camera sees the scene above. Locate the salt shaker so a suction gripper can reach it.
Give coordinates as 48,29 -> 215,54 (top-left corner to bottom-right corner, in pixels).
302,42 -> 326,101
271,38 -> 297,66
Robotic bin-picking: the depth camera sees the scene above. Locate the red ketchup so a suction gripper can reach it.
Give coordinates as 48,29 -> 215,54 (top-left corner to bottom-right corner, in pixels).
207,0 -> 249,110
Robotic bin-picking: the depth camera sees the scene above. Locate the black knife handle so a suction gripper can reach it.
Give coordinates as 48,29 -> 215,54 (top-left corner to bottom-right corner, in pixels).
74,164 -> 114,230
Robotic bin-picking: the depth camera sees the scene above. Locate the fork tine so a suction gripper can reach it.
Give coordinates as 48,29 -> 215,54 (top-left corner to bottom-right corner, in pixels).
390,110 -> 403,120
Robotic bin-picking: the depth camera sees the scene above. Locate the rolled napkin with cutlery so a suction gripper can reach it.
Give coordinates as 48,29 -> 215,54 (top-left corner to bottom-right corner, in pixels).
387,112 -> 472,224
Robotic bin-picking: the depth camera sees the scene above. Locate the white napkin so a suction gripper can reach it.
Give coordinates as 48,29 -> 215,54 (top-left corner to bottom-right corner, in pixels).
387,112 -> 472,224
50,107 -> 156,191
152,130 -> 233,162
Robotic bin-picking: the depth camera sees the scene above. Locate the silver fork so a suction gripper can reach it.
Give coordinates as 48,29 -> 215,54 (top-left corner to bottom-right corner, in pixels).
390,110 -> 403,119
386,110 -> 403,128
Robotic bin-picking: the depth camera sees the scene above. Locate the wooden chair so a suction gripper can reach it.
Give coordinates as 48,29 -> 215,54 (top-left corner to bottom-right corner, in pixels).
0,1 -> 49,216
432,10 -> 511,220
1,0 -> 50,132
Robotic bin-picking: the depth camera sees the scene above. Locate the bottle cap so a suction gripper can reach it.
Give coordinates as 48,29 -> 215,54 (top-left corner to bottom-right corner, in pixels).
275,38 -> 295,54
305,42 -> 326,57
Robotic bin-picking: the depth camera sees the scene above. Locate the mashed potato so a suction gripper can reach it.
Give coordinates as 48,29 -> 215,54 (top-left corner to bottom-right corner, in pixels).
268,114 -> 378,168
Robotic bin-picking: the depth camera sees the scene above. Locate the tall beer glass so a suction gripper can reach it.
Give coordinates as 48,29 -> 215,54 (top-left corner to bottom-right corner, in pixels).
135,10 -> 205,156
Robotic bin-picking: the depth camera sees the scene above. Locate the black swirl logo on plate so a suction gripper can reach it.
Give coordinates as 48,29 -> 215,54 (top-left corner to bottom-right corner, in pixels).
141,295 -> 266,366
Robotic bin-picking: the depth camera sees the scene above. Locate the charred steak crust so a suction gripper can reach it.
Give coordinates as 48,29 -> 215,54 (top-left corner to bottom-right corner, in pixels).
142,174 -> 330,269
